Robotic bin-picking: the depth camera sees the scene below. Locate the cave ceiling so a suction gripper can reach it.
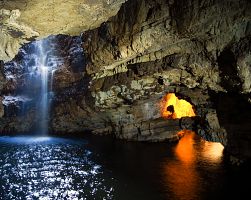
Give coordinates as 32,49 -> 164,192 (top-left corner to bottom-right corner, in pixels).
0,0 -> 127,61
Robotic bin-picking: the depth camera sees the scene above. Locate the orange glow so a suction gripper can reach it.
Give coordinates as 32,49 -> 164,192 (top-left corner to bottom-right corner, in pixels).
164,130 -> 198,199
160,93 -> 196,119
175,130 -> 196,164
163,130 -> 224,199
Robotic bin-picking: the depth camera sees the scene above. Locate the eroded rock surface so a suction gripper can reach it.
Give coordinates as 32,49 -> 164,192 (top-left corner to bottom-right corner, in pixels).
80,0 -> 251,160
0,0 -> 127,61
0,0 -> 251,162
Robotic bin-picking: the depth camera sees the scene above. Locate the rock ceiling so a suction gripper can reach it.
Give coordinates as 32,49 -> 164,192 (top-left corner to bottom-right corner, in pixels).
0,0 -> 126,61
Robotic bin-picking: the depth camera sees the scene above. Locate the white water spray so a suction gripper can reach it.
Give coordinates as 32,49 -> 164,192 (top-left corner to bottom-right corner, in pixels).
3,35 -> 79,135
36,40 -> 51,135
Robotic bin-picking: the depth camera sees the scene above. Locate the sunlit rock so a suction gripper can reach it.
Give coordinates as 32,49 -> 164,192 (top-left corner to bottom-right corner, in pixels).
0,0 -> 127,61
160,93 -> 195,119
0,9 -> 39,61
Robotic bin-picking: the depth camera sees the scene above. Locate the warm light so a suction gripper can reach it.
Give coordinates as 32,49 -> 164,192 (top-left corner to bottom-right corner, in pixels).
175,130 -> 196,164
202,141 -> 224,162
164,130 -> 198,199
175,130 -> 224,163
160,93 -> 196,119
163,130 -> 224,199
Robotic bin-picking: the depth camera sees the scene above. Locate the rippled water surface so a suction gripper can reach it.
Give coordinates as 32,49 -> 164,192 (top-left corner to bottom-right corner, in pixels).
0,136 -> 113,199
0,133 -> 250,200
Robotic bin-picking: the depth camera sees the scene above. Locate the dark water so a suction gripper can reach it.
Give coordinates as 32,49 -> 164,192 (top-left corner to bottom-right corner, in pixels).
0,132 -> 250,200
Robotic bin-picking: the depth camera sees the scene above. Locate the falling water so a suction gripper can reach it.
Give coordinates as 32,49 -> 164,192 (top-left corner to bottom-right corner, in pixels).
33,37 -> 65,134
36,40 -> 50,135
3,35 -> 81,134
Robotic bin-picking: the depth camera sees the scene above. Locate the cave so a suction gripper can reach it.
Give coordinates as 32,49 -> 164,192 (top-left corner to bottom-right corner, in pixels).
160,93 -> 196,119
0,0 -> 251,199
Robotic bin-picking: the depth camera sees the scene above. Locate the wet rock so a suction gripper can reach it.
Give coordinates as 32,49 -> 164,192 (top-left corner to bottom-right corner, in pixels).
197,110 -> 227,146
180,117 -> 196,130
52,66 -> 83,90
0,110 -> 36,134
2,95 -> 33,117
115,118 -> 181,142
0,97 -> 4,118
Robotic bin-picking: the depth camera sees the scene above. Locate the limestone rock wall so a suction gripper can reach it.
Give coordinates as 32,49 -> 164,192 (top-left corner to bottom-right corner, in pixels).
83,0 -> 251,79
0,0 -> 251,161
0,9 -> 39,61
0,0 -> 127,61
78,0 -> 251,160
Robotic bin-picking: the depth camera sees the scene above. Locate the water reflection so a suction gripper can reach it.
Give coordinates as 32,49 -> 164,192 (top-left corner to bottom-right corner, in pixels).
0,133 -> 247,200
164,131 -> 224,199
201,140 -> 224,162
0,136 -> 114,199
175,130 -> 196,164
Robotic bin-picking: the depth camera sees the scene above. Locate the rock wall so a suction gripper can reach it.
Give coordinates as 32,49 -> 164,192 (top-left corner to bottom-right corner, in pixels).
0,0 -> 127,61
78,0 -> 251,161
0,0 -> 251,162
0,35 -> 87,133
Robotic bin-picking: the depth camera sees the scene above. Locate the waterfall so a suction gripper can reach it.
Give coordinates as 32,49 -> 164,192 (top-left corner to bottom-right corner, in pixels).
33,37 -> 64,134
3,35 -> 82,134
36,40 -> 50,135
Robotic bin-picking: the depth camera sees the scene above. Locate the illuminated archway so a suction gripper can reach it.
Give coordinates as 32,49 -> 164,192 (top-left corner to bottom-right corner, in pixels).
160,93 -> 196,119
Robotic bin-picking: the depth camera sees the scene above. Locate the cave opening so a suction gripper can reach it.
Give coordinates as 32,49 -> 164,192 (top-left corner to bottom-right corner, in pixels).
159,93 -> 226,170
160,93 -> 196,119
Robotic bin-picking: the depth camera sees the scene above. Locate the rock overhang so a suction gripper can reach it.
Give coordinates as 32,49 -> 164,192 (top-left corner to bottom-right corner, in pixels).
0,0 -> 127,61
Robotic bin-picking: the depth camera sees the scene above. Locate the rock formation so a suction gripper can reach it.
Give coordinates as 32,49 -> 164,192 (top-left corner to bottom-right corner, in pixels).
0,0 -> 251,163
0,0 -> 127,61
80,0 -> 251,162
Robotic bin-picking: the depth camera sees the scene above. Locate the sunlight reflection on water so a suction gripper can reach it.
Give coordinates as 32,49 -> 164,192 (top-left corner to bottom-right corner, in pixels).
0,136 -> 114,200
163,131 -> 224,199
